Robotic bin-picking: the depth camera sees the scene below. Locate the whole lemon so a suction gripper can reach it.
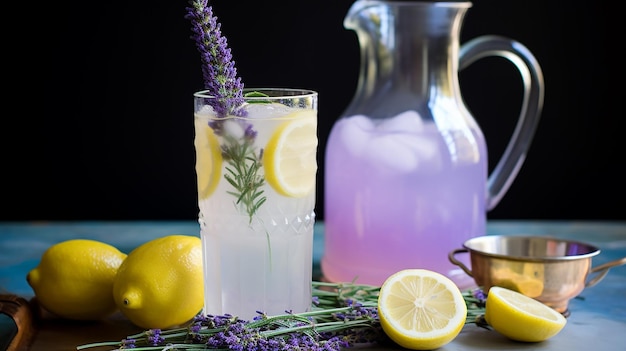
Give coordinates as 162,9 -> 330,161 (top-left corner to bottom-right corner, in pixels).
113,235 -> 204,329
26,239 -> 127,320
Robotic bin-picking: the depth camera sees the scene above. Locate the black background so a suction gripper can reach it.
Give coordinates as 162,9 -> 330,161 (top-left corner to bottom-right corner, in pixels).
4,0 -> 624,221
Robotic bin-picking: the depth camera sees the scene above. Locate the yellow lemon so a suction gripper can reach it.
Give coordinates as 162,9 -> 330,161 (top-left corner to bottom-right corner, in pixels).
263,110 -> 318,197
377,269 -> 467,350
113,235 -> 204,329
194,118 -> 223,199
484,286 -> 566,342
26,239 -> 126,320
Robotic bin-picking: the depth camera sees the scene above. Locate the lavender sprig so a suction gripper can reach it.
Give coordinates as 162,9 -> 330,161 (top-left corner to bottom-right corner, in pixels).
185,0 -> 245,117
187,1 -> 267,221
464,287 -> 490,328
76,283 -> 487,351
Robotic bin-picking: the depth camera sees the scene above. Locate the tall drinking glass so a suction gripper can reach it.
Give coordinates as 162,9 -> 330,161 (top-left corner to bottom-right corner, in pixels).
193,88 -> 318,320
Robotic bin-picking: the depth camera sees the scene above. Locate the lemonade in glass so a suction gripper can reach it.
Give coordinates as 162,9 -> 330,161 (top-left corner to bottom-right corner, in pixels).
194,88 -> 318,320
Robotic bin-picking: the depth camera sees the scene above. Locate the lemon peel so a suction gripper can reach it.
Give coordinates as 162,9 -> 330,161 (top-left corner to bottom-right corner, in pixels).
26,239 -> 126,320
113,235 -> 204,329
485,286 -> 567,342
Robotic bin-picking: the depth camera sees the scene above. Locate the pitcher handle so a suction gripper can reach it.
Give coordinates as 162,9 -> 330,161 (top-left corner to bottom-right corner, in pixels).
459,35 -> 545,211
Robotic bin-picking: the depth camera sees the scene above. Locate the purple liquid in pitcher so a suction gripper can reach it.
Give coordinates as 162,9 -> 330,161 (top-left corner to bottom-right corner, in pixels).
322,113 -> 487,287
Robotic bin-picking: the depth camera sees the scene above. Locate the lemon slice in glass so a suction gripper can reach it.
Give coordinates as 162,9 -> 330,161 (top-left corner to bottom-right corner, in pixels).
485,286 -> 567,342
377,269 -> 467,350
194,119 -> 223,199
263,111 -> 318,197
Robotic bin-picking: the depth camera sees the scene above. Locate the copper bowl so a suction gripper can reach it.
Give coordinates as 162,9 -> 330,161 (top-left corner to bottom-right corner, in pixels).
448,235 -> 626,316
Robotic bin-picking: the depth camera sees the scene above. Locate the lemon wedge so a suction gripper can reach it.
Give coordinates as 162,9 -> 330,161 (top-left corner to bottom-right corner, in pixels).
485,286 -> 567,342
263,110 -> 318,197
194,119 -> 223,199
377,269 -> 467,350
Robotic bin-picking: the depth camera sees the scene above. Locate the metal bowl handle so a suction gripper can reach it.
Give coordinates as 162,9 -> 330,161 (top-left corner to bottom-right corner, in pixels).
448,248 -> 474,277
586,256 -> 626,288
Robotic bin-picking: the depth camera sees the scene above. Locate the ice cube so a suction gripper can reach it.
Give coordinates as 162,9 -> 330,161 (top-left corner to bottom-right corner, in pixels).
245,103 -> 293,119
366,135 -> 419,173
223,119 -> 245,139
196,104 -> 216,117
340,115 -> 375,157
377,110 -> 424,133
338,112 -> 440,173
395,134 -> 438,160
348,114 -> 376,130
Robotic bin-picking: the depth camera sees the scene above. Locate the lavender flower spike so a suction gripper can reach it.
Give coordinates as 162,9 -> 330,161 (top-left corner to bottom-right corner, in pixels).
185,0 -> 246,117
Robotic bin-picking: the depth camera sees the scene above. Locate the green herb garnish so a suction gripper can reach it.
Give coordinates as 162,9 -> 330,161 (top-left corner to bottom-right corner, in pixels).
221,130 -> 266,224
76,283 -> 487,351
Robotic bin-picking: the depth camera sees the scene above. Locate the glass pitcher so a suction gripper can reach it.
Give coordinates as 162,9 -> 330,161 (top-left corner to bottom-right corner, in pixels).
322,0 -> 544,287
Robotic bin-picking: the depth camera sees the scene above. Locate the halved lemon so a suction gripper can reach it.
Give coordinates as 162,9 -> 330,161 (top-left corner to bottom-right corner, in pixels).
194,119 -> 223,199
378,269 -> 467,350
263,110 -> 318,197
485,286 -> 567,342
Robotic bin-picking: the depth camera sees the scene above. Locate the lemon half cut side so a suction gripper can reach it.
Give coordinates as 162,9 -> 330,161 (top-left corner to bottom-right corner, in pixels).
263,110 -> 318,197
485,286 -> 567,342
377,269 -> 467,350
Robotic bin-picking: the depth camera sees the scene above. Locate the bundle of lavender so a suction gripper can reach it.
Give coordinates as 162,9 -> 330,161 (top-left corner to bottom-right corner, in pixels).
75,282 -> 379,350
77,281 -> 486,350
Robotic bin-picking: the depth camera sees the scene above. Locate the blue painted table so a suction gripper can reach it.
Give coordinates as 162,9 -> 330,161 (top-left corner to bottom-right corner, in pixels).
1,220 -> 625,350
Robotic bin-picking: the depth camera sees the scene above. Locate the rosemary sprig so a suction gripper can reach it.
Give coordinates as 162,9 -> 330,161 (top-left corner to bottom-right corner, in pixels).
221,133 -> 266,223
76,282 -> 487,351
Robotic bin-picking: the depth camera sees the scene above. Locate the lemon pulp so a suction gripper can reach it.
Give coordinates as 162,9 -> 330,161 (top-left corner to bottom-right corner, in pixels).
485,286 -> 567,342
377,269 -> 467,350
263,110 -> 317,197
